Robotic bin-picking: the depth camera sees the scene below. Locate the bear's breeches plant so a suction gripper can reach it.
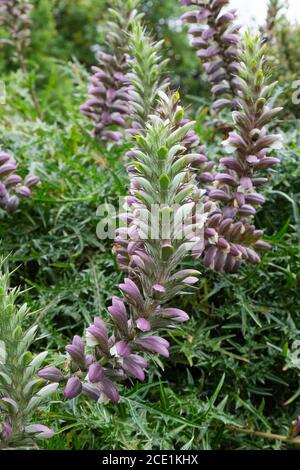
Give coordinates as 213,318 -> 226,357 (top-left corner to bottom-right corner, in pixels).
40,91 -> 208,404
2,0 -> 298,452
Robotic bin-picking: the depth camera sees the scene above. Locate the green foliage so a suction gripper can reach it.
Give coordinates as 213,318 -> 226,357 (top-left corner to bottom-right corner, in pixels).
0,0 -> 300,451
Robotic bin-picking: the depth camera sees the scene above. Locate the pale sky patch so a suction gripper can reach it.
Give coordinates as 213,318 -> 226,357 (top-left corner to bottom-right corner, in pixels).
229,0 -> 300,28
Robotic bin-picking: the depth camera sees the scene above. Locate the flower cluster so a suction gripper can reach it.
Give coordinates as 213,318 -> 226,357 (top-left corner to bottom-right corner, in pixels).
0,0 -> 33,70
202,33 -> 282,271
40,91 -> 208,404
0,263 -> 55,449
0,149 -> 39,213
80,0 -> 142,143
180,0 -> 241,111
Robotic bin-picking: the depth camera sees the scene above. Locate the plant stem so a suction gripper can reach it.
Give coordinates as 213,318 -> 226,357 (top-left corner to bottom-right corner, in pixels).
228,425 -> 300,446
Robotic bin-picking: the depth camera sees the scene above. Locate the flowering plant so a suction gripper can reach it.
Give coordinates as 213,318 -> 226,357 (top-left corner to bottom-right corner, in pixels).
0,262 -> 55,449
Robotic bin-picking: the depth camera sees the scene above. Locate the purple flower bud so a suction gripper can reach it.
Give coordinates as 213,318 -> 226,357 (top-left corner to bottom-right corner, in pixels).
198,45 -> 220,59
222,33 -> 239,44
254,157 -> 280,170
25,424 -> 54,440
111,114 -> 126,127
99,376 -> 120,404
131,254 -> 145,270
245,193 -> 266,205
203,246 -> 218,269
135,336 -> 170,357
181,11 -> 198,23
64,377 -> 82,399
294,416 -> 300,435
254,135 -> 282,152
122,354 -> 147,381
73,335 -> 85,351
217,238 -> 230,251
112,340 -> 131,357
152,284 -> 166,297
86,318 -> 109,351
15,185 -> 32,198
212,99 -> 231,110
215,173 -> 237,186
245,248 -> 261,264
198,172 -> 214,183
108,296 -> 128,335
252,178 -> 269,187
161,308 -> 189,322
209,189 -> 231,202
237,205 -> 256,216
4,174 -> 22,186
239,177 -> 253,190
24,174 -> 40,187
235,192 -> 245,207
119,278 -> 143,305
103,131 -> 123,142
220,157 -> 243,172
182,276 -> 198,285
255,240 -> 271,251
65,337 -> 86,370
230,244 -> 241,257
227,132 -> 247,150
217,11 -> 236,26
88,363 -> 104,383
6,196 -> 19,213
171,269 -> 201,281
82,383 -> 101,401
203,59 -> 223,74
214,250 -> 227,271
65,344 -> 85,368
38,367 -> 64,382
0,161 -> 17,175
1,421 -> 12,441
0,152 -> 11,164
212,83 -> 230,96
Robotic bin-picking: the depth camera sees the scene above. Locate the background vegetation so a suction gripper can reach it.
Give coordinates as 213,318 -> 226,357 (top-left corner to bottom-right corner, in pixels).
0,0 -> 300,450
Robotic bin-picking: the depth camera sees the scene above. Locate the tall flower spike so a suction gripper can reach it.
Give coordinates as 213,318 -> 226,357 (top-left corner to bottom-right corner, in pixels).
203,33 -> 282,272
43,92 -> 206,404
114,18 -> 212,273
80,0 -> 142,144
180,0 -> 241,111
0,260 -> 56,449
126,21 -> 170,134
0,0 -> 33,71
0,149 -> 39,214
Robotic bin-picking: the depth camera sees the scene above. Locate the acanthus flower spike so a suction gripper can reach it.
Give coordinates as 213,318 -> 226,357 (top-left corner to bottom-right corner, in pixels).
179,0 -> 242,111
201,33 -> 282,271
80,0 -> 142,144
0,0 -> 33,69
0,260 -> 56,449
43,91 -> 208,404
114,15 -> 213,275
